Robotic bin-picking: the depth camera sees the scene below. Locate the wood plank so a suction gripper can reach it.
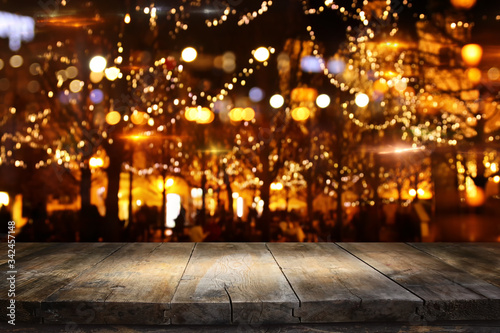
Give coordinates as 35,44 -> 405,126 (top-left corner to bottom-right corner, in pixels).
170,243 -> 300,325
339,243 -> 500,322
42,243 -> 194,325
410,243 -> 500,288
267,243 -> 422,323
0,243 -> 53,265
0,243 -> 122,323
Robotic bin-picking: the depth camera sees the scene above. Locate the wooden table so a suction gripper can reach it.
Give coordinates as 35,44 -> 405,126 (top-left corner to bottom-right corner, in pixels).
1,242 -> 499,327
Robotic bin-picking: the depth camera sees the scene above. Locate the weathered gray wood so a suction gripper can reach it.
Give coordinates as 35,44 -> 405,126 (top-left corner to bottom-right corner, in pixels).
267,243 -> 422,323
339,243 -> 500,322
0,243 -> 122,323
410,243 -> 500,289
170,243 -> 300,325
42,243 -> 194,325
0,243 -> 53,265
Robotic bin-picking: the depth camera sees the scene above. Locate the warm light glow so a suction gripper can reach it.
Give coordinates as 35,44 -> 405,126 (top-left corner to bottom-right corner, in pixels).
89,157 -> 104,168
271,182 -> 283,191
131,111 -> 147,125
253,47 -> 270,62
89,56 -> 107,72
291,107 -> 310,121
105,67 -> 120,81
316,94 -> 331,108
124,13 -> 131,24
417,188 -> 425,197
105,111 -> 121,125
466,68 -> 482,84
185,107 -> 199,122
237,196 -> 244,218
9,55 -> 23,68
0,192 -> 9,206
166,178 -> 174,188
242,108 -> 255,121
197,107 -> 215,124
493,175 -> 500,183
229,108 -> 243,122
462,44 -> 483,67
409,189 -> 417,197
270,94 -> 285,108
355,93 -> 369,107
181,47 -> 197,62
466,184 -> 486,207
291,87 -> 318,102
69,79 -> 83,93
451,0 -> 477,10
166,193 -> 181,228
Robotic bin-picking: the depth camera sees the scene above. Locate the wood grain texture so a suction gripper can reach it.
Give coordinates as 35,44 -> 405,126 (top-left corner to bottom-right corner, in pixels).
267,242 -> 422,323
170,243 -> 300,325
0,243 -> 122,323
42,243 -> 194,325
0,243 -> 53,266
339,243 -> 500,322
410,243 -> 500,288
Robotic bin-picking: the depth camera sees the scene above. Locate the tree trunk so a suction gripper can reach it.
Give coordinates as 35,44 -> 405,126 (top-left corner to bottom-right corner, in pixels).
80,166 -> 92,209
260,178 -> 272,241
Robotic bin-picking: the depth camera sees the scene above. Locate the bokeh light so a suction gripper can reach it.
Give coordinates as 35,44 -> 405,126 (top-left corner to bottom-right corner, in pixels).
249,87 -> 264,102
181,47 -> 197,62
300,56 -> 323,73
9,55 -> 23,68
89,56 -> 107,72
29,63 -> 41,75
105,111 -> 121,125
0,59 -> 4,71
270,94 -> 284,108
487,67 -> 499,80
466,68 -> 482,84
253,47 -> 270,62
316,94 -> 331,108
105,67 -> 120,81
327,57 -> 346,74
90,89 -> 104,104
355,93 -> 370,107
451,0 -> 477,10
291,107 -> 310,121
461,44 -> 483,67
69,80 -> 83,93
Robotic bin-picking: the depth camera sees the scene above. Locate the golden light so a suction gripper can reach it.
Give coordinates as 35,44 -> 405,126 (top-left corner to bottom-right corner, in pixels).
105,67 -> 120,81
89,157 -> 104,168
89,56 -> 107,72
316,94 -> 331,108
271,182 -> 283,191
185,107 -> 199,122
253,47 -> 270,62
373,79 -> 389,93
105,111 -> 121,125
355,93 -> 369,108
124,13 -> 131,24
131,111 -> 147,125
197,107 -> 215,124
241,107 -> 255,121
229,108 -> 243,121
291,107 -> 310,121
491,163 -> 498,173
9,55 -> 23,68
69,79 -> 83,93
270,94 -> 284,108
417,188 -> 425,197
291,87 -> 318,102
90,71 -> 104,83
461,44 -> 483,67
493,175 -> 500,183
166,178 -> 174,188
408,189 -> 417,197
466,185 -> 486,207
181,47 -> 197,62
0,192 -> 9,206
466,68 -> 482,84
451,0 -> 477,10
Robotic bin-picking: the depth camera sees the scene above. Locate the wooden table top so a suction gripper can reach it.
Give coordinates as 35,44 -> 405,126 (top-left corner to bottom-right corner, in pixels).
1,242 -> 499,326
